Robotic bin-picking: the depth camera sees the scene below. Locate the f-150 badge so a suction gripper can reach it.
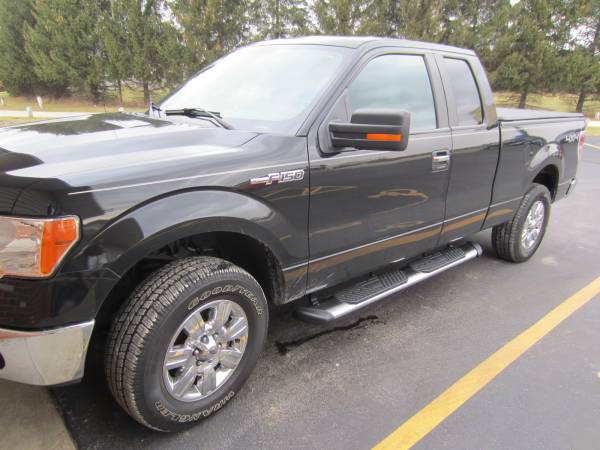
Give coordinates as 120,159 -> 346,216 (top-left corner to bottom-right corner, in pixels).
251,169 -> 305,186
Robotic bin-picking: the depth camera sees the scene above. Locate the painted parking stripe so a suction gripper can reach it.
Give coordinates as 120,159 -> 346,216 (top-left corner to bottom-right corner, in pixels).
373,275 -> 600,450
584,142 -> 600,150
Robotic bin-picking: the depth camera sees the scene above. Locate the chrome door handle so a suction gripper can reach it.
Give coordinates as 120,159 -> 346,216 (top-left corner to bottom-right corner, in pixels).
432,150 -> 450,172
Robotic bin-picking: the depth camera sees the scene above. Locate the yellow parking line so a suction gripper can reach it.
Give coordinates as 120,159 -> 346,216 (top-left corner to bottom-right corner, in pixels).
585,142 -> 600,150
373,275 -> 600,450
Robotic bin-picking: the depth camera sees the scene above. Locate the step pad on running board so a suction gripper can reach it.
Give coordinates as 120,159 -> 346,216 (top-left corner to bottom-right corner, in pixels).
410,247 -> 466,273
295,242 -> 482,324
335,270 -> 407,304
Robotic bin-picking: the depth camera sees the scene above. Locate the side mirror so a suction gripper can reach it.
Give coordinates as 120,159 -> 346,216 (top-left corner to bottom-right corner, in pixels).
329,109 -> 410,151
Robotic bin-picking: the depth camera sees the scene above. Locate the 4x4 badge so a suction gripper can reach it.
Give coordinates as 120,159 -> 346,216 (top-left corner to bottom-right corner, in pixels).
251,169 -> 305,186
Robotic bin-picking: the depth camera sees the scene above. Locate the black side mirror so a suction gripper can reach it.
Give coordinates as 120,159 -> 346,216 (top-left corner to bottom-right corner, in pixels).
329,109 -> 410,151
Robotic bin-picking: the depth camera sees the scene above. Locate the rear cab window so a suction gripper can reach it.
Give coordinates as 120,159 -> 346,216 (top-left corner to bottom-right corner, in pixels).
442,58 -> 484,126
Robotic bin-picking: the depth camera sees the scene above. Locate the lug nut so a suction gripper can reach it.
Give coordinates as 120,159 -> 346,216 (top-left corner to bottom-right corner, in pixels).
201,335 -> 209,343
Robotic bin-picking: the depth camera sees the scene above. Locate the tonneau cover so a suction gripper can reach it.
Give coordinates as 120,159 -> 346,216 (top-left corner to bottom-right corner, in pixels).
497,107 -> 584,122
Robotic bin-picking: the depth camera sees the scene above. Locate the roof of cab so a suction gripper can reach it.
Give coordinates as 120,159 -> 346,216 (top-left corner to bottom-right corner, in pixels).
253,35 -> 476,56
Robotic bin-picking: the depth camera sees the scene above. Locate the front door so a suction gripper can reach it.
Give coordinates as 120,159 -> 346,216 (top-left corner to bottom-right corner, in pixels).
307,51 -> 452,293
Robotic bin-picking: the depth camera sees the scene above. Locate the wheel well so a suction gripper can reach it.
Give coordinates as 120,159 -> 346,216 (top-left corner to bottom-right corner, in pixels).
94,232 -> 284,331
532,165 -> 558,201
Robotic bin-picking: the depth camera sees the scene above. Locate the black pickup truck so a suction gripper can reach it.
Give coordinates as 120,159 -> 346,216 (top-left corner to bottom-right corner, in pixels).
0,36 -> 586,431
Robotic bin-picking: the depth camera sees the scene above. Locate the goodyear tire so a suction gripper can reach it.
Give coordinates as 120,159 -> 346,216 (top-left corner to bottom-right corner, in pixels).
492,183 -> 551,263
105,256 -> 268,431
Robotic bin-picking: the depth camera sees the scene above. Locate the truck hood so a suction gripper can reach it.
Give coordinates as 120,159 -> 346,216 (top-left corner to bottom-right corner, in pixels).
0,113 -> 258,196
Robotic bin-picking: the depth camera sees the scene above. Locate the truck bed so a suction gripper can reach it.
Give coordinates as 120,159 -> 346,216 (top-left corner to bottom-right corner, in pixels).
497,107 -> 584,122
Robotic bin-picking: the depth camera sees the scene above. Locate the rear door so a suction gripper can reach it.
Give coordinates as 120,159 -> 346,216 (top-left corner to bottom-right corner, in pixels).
435,55 -> 500,244
307,50 -> 452,293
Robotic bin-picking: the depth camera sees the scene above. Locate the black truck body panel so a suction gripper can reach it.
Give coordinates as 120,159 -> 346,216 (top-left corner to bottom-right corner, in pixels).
0,36 -> 585,330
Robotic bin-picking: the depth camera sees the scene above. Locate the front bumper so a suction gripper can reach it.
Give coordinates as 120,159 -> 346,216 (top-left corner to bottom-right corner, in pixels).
0,320 -> 94,385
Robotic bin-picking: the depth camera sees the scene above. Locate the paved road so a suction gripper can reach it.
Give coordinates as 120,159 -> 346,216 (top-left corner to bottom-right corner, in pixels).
44,137 -> 600,449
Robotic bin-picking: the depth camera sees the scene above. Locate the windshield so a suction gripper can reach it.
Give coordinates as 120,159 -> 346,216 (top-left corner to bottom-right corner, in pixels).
160,44 -> 352,134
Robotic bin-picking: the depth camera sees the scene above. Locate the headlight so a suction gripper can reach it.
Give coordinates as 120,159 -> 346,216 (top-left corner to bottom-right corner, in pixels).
0,216 -> 80,278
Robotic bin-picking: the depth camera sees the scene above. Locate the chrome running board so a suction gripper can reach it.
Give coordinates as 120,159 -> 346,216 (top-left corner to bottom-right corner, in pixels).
295,242 -> 483,323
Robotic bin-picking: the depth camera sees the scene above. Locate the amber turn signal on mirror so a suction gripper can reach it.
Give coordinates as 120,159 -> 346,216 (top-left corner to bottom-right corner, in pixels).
366,133 -> 402,142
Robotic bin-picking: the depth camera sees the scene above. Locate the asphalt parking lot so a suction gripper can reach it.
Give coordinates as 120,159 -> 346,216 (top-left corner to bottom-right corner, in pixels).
3,136 -> 600,450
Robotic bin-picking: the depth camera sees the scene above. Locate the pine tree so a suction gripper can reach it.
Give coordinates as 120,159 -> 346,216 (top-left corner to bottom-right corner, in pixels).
99,1 -> 134,104
312,0 -> 368,35
250,0 -> 311,39
24,0 -> 106,100
563,0 -> 600,112
0,0 -> 58,95
492,0 -> 575,108
170,0 -> 250,75
101,0 -> 182,104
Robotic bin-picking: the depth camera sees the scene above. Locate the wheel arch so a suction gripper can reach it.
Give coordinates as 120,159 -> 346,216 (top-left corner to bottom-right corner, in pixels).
71,190 -> 307,331
531,164 -> 559,201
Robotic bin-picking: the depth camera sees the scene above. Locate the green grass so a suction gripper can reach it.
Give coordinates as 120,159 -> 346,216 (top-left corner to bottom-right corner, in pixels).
0,117 -> 46,127
494,92 -> 600,118
0,85 -> 169,113
586,127 -> 600,137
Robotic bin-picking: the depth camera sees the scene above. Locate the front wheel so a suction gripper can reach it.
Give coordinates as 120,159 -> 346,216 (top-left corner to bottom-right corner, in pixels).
105,256 -> 268,431
492,183 -> 551,263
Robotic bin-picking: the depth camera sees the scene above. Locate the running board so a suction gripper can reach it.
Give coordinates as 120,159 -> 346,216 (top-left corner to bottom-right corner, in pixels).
295,242 -> 483,324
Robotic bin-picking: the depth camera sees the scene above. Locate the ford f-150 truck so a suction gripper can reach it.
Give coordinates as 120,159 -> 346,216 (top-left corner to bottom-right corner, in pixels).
0,36 -> 586,431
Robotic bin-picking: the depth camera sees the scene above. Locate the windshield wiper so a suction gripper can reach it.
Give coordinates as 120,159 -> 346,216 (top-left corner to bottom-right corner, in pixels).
163,107 -> 234,130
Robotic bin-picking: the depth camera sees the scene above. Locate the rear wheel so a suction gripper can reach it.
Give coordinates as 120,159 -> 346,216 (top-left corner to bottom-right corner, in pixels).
105,256 -> 268,431
492,183 -> 551,263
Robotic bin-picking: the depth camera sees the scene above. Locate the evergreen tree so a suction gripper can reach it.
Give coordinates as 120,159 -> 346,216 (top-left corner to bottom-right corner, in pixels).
170,0 -> 250,75
492,0 -> 575,108
312,0 -> 368,35
563,0 -> 600,112
24,0 -> 106,100
0,0 -> 59,95
358,0 -> 442,40
250,0 -> 311,39
101,0 -> 182,104
99,1 -> 134,104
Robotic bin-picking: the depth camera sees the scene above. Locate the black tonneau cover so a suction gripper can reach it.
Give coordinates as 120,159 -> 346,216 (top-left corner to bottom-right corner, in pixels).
497,107 -> 584,122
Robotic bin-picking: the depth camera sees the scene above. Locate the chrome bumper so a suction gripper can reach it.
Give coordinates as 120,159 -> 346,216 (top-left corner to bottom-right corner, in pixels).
0,321 -> 94,386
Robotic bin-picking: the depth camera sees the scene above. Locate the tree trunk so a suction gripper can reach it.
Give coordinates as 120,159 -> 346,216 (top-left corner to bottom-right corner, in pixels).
518,86 -> 529,109
575,89 -> 586,113
117,79 -> 123,104
143,81 -> 150,105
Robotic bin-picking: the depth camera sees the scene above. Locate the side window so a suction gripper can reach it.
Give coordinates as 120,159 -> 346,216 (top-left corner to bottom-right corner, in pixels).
347,54 -> 437,132
443,58 -> 483,126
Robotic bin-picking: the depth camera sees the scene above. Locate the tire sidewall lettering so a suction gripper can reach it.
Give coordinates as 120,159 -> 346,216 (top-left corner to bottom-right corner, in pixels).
187,283 -> 264,315
154,391 -> 236,423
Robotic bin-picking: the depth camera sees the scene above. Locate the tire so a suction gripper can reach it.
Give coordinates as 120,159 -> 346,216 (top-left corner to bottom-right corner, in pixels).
105,256 -> 268,432
492,183 -> 551,263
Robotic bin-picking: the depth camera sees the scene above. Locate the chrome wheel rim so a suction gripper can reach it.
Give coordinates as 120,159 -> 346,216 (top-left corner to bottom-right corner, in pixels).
163,299 -> 249,402
521,200 -> 545,251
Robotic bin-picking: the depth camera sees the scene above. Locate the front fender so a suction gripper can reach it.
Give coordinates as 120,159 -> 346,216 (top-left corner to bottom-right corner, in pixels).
64,189 -> 307,277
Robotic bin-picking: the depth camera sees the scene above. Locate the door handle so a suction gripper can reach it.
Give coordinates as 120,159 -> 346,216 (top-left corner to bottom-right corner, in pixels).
432,150 -> 450,172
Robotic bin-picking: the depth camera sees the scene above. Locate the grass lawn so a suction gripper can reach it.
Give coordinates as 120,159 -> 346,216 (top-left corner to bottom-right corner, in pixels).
586,127 -> 600,137
0,85 -> 168,113
0,117 -> 46,127
494,92 -> 600,118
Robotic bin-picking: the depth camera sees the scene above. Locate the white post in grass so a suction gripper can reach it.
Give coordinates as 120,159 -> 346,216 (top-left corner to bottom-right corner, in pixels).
0,97 -> 4,107
595,112 -> 600,121
36,96 -> 43,109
